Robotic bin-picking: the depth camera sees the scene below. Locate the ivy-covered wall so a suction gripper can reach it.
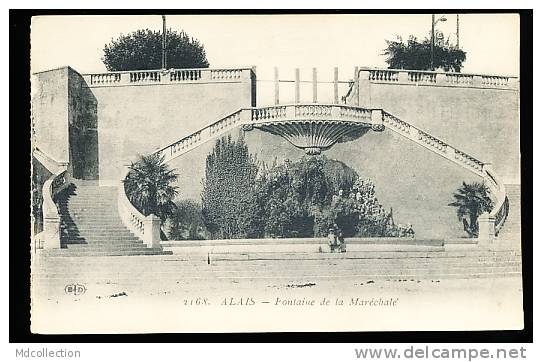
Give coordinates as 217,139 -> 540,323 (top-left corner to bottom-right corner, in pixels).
67,68 -> 99,180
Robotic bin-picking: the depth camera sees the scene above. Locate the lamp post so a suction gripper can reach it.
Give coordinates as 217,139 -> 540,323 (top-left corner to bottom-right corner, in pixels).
430,14 -> 447,71
456,14 -> 460,48
162,15 -> 167,69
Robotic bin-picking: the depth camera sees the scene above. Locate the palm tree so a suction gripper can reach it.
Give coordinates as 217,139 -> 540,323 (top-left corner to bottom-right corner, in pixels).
123,153 -> 178,223
449,181 -> 493,237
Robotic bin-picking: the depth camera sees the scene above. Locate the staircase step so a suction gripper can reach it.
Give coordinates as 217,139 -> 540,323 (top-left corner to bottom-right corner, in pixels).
42,249 -> 172,257
63,228 -> 136,234
65,217 -> 121,220
65,245 -> 149,251
63,221 -> 125,226
66,236 -> 142,242
55,183 -> 151,255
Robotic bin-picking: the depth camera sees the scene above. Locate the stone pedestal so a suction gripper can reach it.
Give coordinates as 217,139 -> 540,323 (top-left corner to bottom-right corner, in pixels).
398,71 -> 409,83
143,214 -> 162,249
42,216 -> 61,249
477,212 -> 495,245
371,109 -> 384,128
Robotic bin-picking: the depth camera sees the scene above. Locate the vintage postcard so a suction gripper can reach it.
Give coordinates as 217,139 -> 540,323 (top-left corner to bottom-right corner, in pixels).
30,13 -> 523,334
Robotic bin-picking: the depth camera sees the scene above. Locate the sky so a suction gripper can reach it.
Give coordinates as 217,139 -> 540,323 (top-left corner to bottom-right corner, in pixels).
30,14 -> 520,105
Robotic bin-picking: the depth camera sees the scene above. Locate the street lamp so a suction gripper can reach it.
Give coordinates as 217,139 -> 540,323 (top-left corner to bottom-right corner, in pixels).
162,15 -> 167,70
431,14 -> 447,71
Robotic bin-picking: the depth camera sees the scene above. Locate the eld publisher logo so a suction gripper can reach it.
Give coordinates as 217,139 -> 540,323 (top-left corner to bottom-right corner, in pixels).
65,283 -> 86,296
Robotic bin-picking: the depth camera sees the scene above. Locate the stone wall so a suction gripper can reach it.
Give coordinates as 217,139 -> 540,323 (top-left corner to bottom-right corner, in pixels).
67,68 -> 99,179
82,69 -> 255,184
32,67 -> 70,164
355,69 -> 520,184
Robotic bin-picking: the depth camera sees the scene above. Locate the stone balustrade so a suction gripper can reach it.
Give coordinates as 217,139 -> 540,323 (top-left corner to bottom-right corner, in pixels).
294,104 -> 332,117
408,71 -> 437,83
130,70 -> 161,83
40,171 -> 68,250
445,73 -> 474,86
33,149 -> 69,250
417,130 -> 448,154
210,69 -> 243,80
483,165 -> 509,237
382,112 -> 411,133
170,69 -> 202,82
156,104 -> 382,164
117,165 -> 162,248
90,72 -> 122,85
454,149 -> 485,173
360,67 -> 518,90
208,112 -> 243,136
82,67 -> 254,87
368,69 -> 399,82
252,106 -> 287,121
382,111 -> 485,177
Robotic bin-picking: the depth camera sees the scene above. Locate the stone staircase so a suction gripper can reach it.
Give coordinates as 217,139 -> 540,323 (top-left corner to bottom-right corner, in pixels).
496,184 -> 521,245
44,180 -> 170,257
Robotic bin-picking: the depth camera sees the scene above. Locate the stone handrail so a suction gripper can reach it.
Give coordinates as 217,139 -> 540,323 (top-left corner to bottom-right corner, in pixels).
32,149 -> 69,249
82,67 -> 254,87
483,165 -> 509,236
154,104 -> 380,163
359,67 -> 519,90
382,112 -> 485,176
381,111 -> 508,238
32,148 -> 68,175
117,165 -> 162,248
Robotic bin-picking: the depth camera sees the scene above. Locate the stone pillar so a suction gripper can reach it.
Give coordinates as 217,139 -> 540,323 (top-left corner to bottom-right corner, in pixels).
160,69 -> 171,84
42,215 -> 61,249
333,67 -> 339,104
473,75 -> 483,88
434,72 -> 447,86
508,77 -> 519,90
294,68 -> 300,104
143,214 -> 162,249
398,71 -> 409,83
371,109 -> 384,126
354,66 -> 360,106
274,67 -> 279,105
477,212 -> 495,245
119,72 -> 130,85
312,68 -> 318,103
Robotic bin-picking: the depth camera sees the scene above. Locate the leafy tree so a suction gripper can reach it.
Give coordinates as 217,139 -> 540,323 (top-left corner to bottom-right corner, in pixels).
201,146 -> 414,239
448,181 -> 493,237
256,156 -> 406,238
383,34 -> 466,72
256,156 -> 352,238
102,29 -> 209,71
201,135 -> 262,239
168,199 -> 206,240
123,153 -> 178,223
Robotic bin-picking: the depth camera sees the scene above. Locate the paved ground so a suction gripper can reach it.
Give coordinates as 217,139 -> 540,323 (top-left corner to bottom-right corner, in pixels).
30,252 -> 524,334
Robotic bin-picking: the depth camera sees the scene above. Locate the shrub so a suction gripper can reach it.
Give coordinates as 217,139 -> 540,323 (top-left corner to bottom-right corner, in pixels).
168,199 -> 206,240
449,181 -> 494,237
